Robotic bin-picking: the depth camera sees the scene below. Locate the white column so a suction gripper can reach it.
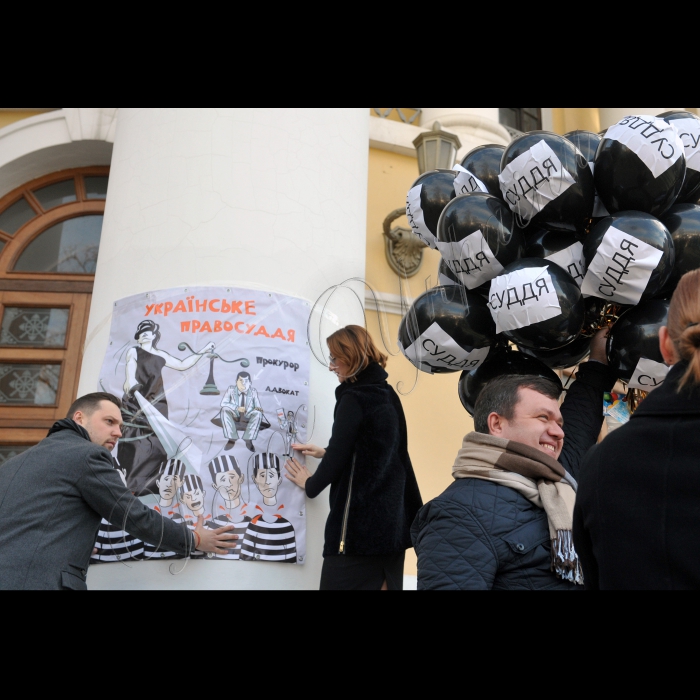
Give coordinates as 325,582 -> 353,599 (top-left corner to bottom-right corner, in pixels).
599,108 -> 684,129
80,108 -> 369,590
420,108 -> 511,160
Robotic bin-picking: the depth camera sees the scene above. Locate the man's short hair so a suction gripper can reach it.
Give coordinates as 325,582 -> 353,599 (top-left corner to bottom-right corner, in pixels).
253,452 -> 280,478
473,374 -> 562,434
236,371 -> 251,381
67,392 -> 121,420
208,455 -> 242,480
159,459 -> 186,478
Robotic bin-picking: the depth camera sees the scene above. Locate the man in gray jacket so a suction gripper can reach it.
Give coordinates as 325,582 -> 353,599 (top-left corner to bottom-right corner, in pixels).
0,392 -> 238,590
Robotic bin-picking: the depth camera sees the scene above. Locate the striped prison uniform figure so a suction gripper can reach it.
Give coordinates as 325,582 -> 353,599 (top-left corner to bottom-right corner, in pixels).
240,513 -> 297,562
210,507 -> 251,559
142,503 -> 187,560
180,473 -> 212,558
91,517 -> 144,563
207,453 -> 249,559
142,457 -> 189,560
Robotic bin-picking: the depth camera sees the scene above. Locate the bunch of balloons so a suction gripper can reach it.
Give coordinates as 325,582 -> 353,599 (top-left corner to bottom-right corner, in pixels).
399,111 -> 700,413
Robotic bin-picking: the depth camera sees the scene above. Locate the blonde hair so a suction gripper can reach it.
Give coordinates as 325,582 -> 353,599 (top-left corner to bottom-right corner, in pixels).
667,269 -> 700,391
326,325 -> 387,383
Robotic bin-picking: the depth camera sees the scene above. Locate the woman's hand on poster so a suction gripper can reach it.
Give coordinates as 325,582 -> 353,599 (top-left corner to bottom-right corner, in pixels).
194,516 -> 238,554
285,457 -> 312,489
291,442 -> 326,459
201,341 -> 216,355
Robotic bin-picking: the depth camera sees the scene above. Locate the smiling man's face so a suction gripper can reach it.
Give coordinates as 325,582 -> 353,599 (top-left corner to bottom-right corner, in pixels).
494,387 -> 565,459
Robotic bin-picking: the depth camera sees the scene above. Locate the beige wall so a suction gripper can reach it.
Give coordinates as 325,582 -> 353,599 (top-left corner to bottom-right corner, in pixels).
365,145 -> 475,575
551,108 -> 601,135
0,109 -> 56,130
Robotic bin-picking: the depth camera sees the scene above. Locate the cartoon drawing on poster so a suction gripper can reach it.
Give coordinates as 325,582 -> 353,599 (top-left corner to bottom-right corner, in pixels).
216,371 -> 270,452
240,452 -> 297,562
208,454 -> 250,560
276,407 -> 301,457
119,318 -> 214,497
92,286 -> 309,566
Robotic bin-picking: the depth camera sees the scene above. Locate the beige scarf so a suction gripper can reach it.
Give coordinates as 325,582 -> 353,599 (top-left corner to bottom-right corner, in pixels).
452,431 -> 583,585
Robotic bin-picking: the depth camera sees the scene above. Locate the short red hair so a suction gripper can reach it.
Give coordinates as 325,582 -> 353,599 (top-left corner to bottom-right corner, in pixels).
326,325 -> 387,382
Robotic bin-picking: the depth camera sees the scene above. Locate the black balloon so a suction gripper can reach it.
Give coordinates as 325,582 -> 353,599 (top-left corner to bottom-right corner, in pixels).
490,257 -> 584,350
563,130 -> 601,163
457,345 -> 562,415
500,131 -> 594,237
661,203 -> 700,279
438,259 -> 491,300
437,258 -> 460,286
564,129 -> 610,222
582,212 -> 675,303
523,226 -> 584,283
406,169 -> 456,249
594,115 -> 686,217
658,111 -> 700,205
607,298 -> 670,382
460,144 -> 506,202
436,192 -> 524,289
516,333 -> 592,370
398,285 -> 497,374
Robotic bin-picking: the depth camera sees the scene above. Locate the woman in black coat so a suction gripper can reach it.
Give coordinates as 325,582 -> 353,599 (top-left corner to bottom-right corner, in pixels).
573,269 -> 700,589
285,325 -> 423,590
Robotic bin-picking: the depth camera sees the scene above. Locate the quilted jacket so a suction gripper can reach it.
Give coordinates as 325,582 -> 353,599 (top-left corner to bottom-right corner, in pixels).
411,361 -> 616,590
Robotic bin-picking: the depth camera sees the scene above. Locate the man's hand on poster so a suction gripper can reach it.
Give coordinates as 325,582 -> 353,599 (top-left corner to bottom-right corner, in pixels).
291,443 -> 325,459
194,516 -> 238,554
285,457 -> 312,489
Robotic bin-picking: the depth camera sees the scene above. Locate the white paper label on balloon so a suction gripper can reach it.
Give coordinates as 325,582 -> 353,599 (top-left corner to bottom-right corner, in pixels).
399,321 -> 490,374
497,140 -> 575,222
406,184 -> 437,249
588,162 -> 610,217
545,241 -> 586,287
436,231 -> 504,290
669,117 -> 700,173
452,164 -> 489,196
488,266 -> 562,334
438,272 -> 457,286
604,115 -> 684,178
628,357 -> 670,392
580,225 -> 663,305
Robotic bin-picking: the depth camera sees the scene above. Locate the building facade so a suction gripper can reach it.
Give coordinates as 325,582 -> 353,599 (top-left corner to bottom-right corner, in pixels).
0,107 -> 693,588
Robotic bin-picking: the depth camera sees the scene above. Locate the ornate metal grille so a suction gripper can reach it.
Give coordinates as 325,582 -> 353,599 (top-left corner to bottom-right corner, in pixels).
0,363 -> 60,405
0,307 -> 69,347
372,108 -> 422,124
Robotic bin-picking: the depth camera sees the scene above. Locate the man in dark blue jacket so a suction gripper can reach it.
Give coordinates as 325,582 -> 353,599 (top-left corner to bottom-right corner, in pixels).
411,330 -> 616,590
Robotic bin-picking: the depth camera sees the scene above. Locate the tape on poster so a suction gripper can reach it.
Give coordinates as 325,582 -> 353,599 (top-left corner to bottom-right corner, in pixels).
604,115 -> 684,178
453,164 -> 489,196
545,241 -> 586,287
436,230 -> 504,290
406,184 -> 437,249
580,225 -> 663,305
669,118 -> 700,173
498,140 -> 575,222
399,321 -> 490,373
488,266 -> 562,334
628,357 -> 670,391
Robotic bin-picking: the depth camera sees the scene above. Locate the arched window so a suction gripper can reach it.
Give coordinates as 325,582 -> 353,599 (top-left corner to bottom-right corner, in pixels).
0,167 -> 108,455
